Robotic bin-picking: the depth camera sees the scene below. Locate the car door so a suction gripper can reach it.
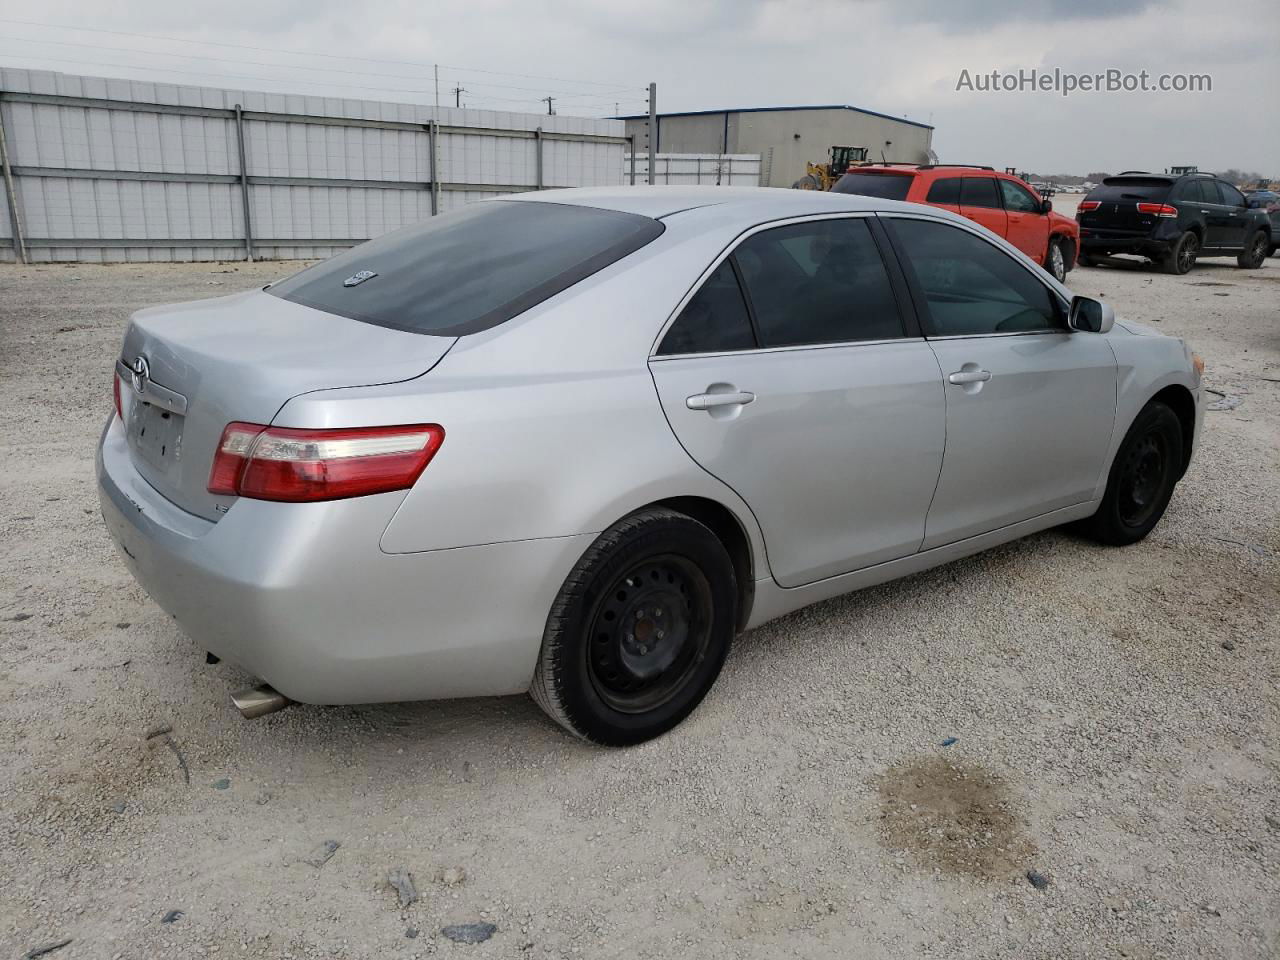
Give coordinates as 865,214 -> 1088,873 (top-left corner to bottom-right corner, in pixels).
958,175 -> 1008,239
998,178 -> 1050,262
881,214 -> 1117,549
648,215 -> 946,588
1188,179 -> 1232,249
1213,181 -> 1250,248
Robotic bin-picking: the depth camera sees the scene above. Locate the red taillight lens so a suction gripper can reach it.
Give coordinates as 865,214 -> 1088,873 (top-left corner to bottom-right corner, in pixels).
208,422 -> 444,502
1078,200 -> 1101,212
1136,202 -> 1178,217
113,373 -> 123,420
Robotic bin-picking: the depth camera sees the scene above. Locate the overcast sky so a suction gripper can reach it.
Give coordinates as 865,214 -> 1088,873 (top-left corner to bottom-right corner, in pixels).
1,0 -> 1276,175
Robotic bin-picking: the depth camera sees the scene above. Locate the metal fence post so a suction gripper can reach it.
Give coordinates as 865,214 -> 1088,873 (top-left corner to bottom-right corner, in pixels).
647,82 -> 657,185
535,126 -> 543,189
725,156 -> 732,186
0,94 -> 29,263
627,136 -> 636,185
233,105 -> 254,261
426,120 -> 438,215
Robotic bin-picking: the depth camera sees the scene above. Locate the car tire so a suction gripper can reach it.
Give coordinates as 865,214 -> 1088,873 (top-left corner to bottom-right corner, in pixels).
1236,230 -> 1270,269
530,507 -> 737,746
792,174 -> 823,191
1045,236 -> 1069,282
1162,231 -> 1199,275
1077,401 -> 1184,546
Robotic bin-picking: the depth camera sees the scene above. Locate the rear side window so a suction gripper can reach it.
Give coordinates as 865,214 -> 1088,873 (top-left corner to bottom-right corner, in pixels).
657,260 -> 755,355
733,218 -> 903,346
267,201 -> 665,336
889,218 -> 1061,337
960,177 -> 1002,209
832,173 -> 914,201
925,178 -> 963,204
1089,177 -> 1172,203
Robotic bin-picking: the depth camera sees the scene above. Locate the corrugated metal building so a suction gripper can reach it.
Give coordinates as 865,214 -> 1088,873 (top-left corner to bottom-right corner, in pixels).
621,104 -> 934,188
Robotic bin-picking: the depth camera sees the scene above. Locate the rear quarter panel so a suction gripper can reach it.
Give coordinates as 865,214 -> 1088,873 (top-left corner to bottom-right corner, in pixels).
273,212 -> 769,566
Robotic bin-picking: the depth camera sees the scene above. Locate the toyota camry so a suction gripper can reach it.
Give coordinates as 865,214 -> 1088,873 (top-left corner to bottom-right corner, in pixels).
97,186 -> 1205,745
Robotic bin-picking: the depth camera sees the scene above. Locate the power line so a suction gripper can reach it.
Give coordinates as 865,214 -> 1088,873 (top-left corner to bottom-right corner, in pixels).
0,17 -> 636,90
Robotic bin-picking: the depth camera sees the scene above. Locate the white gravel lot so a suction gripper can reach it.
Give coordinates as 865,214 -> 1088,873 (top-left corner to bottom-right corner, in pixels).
1,207 -> 1277,959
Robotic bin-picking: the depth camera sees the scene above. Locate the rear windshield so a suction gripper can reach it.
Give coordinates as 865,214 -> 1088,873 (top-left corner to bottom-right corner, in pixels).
1086,177 -> 1173,202
832,172 -> 914,201
267,200 -> 665,336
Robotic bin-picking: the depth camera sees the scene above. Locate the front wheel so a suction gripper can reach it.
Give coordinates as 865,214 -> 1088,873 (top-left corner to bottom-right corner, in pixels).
1077,401 -> 1184,546
530,508 -> 737,746
1237,230 -> 1270,269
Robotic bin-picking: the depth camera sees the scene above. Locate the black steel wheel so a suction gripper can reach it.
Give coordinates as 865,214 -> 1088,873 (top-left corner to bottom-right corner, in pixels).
1237,230 -> 1269,269
531,508 -> 737,745
1077,400 -> 1184,546
1163,231 -> 1199,275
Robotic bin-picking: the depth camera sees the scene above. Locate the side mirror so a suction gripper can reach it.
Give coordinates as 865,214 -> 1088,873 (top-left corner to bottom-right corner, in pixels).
1040,198 -> 1053,214
1068,295 -> 1114,333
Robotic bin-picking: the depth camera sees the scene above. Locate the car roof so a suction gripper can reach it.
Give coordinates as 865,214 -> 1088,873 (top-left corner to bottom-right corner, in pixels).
504,185 -> 929,222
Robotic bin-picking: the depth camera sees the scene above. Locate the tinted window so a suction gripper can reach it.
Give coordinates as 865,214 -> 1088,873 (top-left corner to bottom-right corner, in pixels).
658,260 -> 755,355
832,173 -> 914,201
890,219 -> 1061,337
1176,179 -> 1215,204
999,179 -> 1041,213
1216,181 -> 1246,206
268,201 -> 664,336
1089,177 -> 1172,202
960,177 -> 1002,209
925,177 -> 963,204
733,219 -> 902,347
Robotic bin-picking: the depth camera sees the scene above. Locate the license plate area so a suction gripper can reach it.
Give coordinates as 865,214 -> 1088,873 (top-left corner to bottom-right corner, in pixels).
127,401 -> 185,472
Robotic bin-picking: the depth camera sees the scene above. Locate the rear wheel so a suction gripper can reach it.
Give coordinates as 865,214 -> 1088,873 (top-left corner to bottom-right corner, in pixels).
792,174 -> 822,191
530,508 -> 736,746
1237,229 -> 1270,268
1045,236 -> 1069,282
1077,252 -> 1098,267
1077,401 -> 1184,546
1162,231 -> 1199,275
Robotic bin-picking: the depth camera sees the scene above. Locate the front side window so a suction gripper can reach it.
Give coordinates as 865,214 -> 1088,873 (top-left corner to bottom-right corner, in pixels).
959,177 -> 1002,209
889,218 -> 1062,337
268,200 -> 664,336
1216,181 -> 1246,206
733,218 -> 903,347
999,179 -> 1041,213
657,260 -> 755,355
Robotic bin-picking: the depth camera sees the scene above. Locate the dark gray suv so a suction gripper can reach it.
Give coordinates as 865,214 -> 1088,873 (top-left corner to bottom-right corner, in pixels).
1076,172 -> 1273,275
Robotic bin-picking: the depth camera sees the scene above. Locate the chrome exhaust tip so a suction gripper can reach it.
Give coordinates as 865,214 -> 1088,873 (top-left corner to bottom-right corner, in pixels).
231,683 -> 293,719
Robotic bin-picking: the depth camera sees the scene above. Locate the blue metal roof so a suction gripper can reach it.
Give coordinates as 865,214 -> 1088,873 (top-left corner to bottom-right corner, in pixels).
614,104 -> 933,131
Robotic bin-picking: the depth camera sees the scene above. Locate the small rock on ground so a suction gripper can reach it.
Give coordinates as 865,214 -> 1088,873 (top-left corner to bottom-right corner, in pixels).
441,922 -> 497,944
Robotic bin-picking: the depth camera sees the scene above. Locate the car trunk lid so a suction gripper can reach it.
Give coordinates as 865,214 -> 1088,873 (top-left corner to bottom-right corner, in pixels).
117,289 -> 455,521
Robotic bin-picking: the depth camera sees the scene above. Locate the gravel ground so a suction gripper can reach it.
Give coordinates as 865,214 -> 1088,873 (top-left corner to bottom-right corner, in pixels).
1,213 -> 1277,959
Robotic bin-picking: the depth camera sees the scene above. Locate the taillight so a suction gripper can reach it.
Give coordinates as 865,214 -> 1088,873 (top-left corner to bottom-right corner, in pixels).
1136,202 -> 1178,217
113,372 -> 123,420
208,422 -> 444,502
1077,201 -> 1101,212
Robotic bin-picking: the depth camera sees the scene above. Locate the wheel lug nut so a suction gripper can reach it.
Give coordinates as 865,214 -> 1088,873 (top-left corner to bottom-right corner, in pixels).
656,630 -> 665,640
639,645 -> 648,655
636,610 -> 645,618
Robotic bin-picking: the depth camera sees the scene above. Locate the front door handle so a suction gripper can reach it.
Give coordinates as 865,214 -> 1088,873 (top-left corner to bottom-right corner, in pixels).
686,390 -> 756,410
948,369 -> 991,385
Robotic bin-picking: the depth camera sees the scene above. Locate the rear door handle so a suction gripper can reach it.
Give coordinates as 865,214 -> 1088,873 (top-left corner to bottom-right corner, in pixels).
948,370 -> 991,385
686,391 -> 756,410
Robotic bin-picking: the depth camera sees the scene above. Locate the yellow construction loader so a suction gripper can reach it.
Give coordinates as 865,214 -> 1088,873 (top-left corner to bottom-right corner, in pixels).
792,146 -> 869,190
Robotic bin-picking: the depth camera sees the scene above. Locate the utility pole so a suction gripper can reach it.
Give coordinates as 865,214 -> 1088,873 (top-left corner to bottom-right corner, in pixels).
542,96 -> 555,116
452,85 -> 466,108
647,82 -> 657,186
434,65 -> 439,109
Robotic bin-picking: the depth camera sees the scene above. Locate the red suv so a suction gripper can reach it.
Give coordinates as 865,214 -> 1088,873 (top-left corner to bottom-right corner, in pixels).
833,165 -> 1080,281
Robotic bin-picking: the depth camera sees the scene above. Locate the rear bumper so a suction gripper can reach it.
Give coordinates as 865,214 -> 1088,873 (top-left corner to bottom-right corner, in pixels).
96,415 -> 592,704
1079,235 -> 1171,258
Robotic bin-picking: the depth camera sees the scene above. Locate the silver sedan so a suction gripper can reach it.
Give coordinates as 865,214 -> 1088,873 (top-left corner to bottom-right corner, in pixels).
97,187 -> 1205,745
